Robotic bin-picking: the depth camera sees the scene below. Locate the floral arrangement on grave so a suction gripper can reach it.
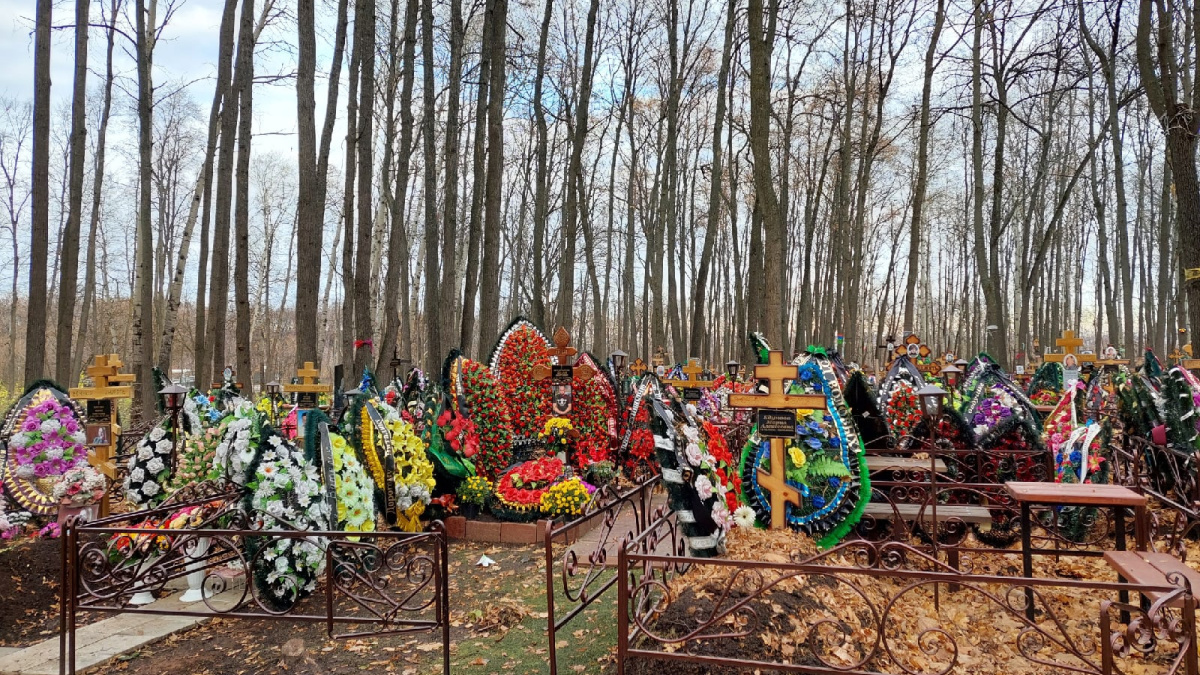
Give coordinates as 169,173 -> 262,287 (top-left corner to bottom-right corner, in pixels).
211,401 -> 259,485
1027,362 -> 1064,406
329,431 -> 377,536
167,425 -> 224,493
455,475 -> 491,516
125,418 -> 177,507
488,319 -> 552,444
620,389 -> 656,478
106,519 -> 170,566
444,353 -> 514,479
1160,366 -> 1200,450
242,423 -> 329,611
703,420 -> 742,514
540,477 -> 593,518
539,417 -> 574,456
491,456 -> 566,521
651,394 -> 730,557
567,353 -> 619,468
0,498 -> 32,540
386,417 -> 436,531
9,397 -> 87,483
183,389 -> 221,432
737,352 -> 869,549
53,465 -> 106,506
582,460 -> 616,489
884,382 -> 922,439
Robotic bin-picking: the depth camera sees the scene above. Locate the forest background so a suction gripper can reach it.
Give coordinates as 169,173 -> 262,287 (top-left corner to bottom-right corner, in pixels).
0,0 -> 1195,415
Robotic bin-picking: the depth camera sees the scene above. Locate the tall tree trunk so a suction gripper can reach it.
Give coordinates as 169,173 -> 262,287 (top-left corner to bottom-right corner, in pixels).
554,0 -> 600,332
352,0 -> 376,378
131,0 -> 156,413
458,8 -> 490,350
529,0 -> 553,328
438,0 -> 463,352
689,0 -> 734,355
419,0 -> 440,370
295,0 -> 320,367
747,0 -> 784,346
233,0 -> 255,390
902,0 -> 943,333
55,0 -> 90,384
25,0 -> 51,384
192,0 -> 238,383
341,34 -> 360,385
476,0 -> 507,349
75,0 -> 119,378
378,0 -> 418,371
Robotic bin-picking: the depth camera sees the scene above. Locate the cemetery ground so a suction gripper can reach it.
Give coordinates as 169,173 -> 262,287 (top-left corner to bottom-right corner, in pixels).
7,520 -> 1199,675
25,539 -> 619,675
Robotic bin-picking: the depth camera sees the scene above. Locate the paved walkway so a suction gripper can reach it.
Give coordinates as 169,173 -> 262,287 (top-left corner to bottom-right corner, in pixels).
0,578 -> 244,675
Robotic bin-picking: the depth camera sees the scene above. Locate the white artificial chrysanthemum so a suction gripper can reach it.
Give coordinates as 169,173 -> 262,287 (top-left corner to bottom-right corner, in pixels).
141,480 -> 160,496
149,427 -> 166,442
137,444 -> 154,461
733,505 -> 757,528
129,467 -> 146,483
146,457 -> 165,474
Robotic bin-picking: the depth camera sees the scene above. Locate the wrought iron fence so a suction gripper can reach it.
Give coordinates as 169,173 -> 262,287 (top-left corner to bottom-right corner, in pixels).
1114,436 -> 1200,560
617,525 -> 1199,675
60,485 -> 450,675
544,475 -> 664,675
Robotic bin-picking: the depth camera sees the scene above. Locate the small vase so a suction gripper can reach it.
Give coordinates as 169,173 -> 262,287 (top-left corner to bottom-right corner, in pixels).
461,503 -> 480,519
128,591 -> 156,606
180,536 -> 211,603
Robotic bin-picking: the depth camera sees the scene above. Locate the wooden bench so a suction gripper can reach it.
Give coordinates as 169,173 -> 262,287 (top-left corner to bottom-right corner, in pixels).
1104,551 -> 1200,608
865,456 -> 948,474
862,502 -> 992,524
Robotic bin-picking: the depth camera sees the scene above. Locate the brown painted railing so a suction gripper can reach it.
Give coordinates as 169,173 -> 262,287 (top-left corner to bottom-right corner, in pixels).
543,475 -> 663,675
617,519 -> 1199,675
60,484 -> 450,675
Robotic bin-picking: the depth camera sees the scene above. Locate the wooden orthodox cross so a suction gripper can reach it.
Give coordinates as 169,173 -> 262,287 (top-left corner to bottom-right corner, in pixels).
727,350 -> 827,529
70,354 -> 136,516
532,327 -> 597,382
1043,330 -> 1096,365
628,358 -> 647,377
662,357 -> 716,391
284,362 -> 332,439
892,334 -> 941,376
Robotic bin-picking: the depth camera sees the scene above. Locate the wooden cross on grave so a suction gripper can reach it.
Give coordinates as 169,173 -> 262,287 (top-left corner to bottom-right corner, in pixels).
1095,344 -> 1129,370
662,357 -> 716,390
727,350 -> 827,529
284,362 -> 333,410
628,358 -> 647,377
651,347 -> 668,369
211,366 -> 244,391
892,334 -> 941,376
1043,330 -> 1095,366
1181,345 -> 1200,372
70,354 -> 136,513
532,327 -> 597,383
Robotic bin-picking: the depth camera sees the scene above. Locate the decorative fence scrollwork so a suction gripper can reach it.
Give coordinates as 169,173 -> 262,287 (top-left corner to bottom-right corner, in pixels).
59,490 -> 450,675
617,533 -> 1200,675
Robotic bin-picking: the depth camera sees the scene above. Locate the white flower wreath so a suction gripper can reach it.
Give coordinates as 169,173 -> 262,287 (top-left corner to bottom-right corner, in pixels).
245,428 -> 330,607
124,417 -> 176,507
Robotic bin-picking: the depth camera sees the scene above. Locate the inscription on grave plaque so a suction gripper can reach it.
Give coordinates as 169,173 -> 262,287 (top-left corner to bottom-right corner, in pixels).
86,399 -> 112,424
683,388 -> 703,402
296,391 -> 318,409
551,365 -> 574,382
757,409 -> 798,438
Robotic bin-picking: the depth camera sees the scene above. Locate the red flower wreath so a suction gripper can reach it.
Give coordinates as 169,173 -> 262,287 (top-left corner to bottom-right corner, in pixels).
495,456 -> 565,507
455,359 -> 515,479
494,325 -> 552,442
